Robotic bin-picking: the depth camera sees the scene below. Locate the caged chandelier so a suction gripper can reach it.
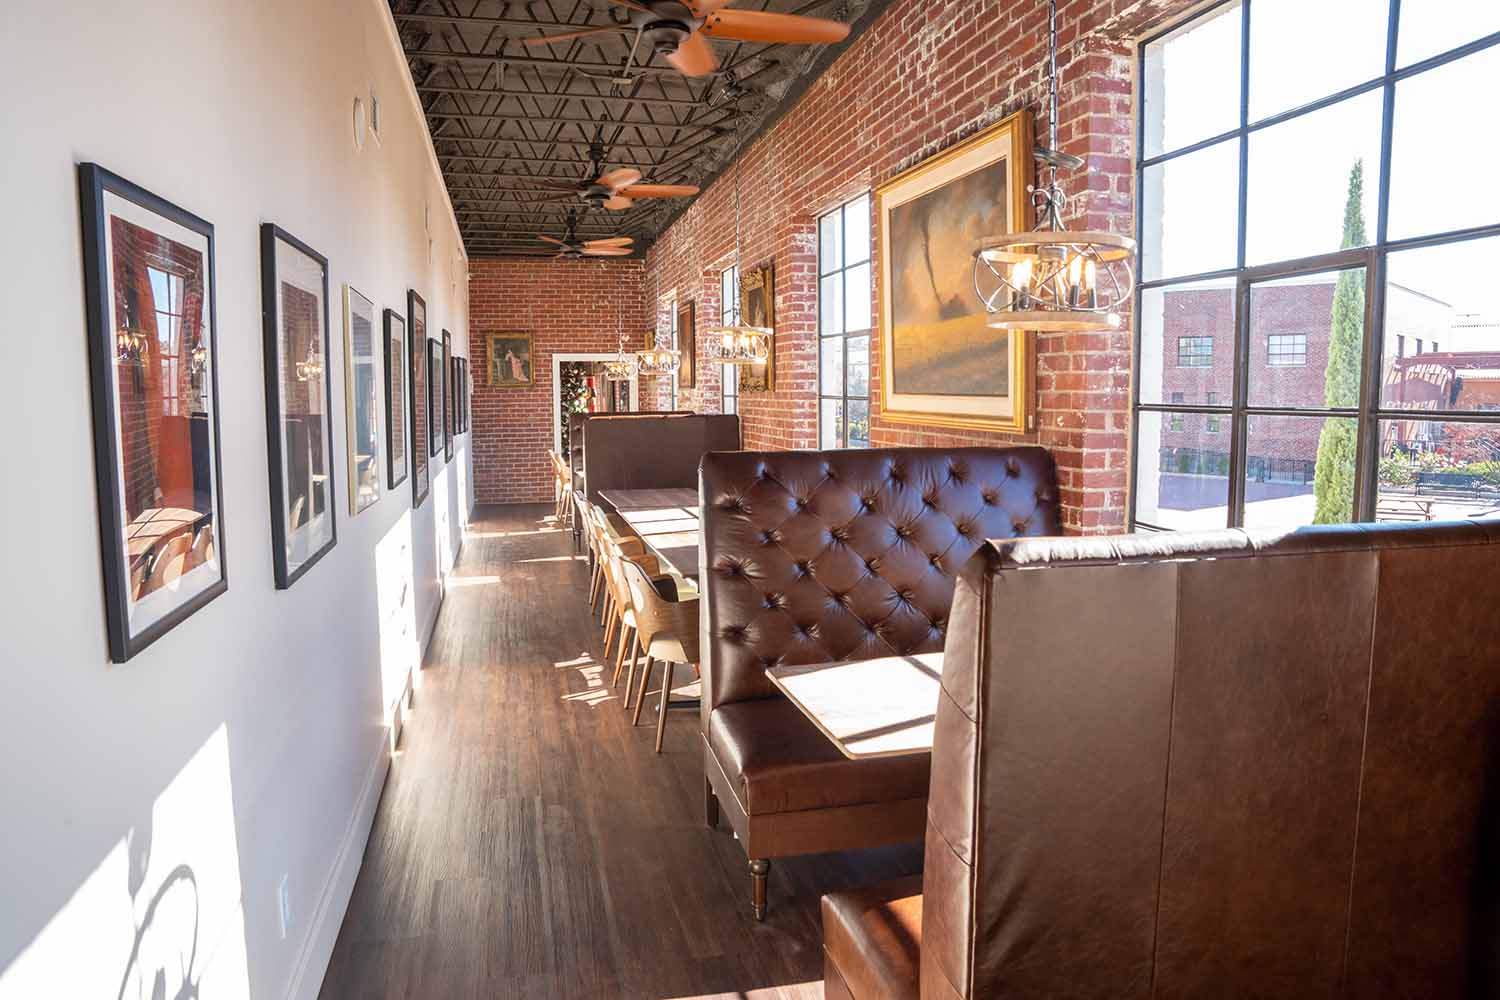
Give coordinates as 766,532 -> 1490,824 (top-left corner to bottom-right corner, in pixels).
705,90 -> 772,366
637,276 -> 681,375
602,334 -> 637,382
973,0 -> 1135,333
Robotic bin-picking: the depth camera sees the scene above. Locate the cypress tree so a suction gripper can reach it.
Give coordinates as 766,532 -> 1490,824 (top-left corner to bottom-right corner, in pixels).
1312,160 -> 1366,524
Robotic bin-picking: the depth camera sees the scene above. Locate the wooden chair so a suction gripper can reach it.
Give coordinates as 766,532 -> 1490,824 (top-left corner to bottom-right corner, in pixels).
620,557 -> 700,753
145,532 -> 193,592
547,450 -> 574,527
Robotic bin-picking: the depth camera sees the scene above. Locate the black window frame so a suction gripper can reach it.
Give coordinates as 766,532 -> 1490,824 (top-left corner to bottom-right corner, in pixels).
1131,0 -> 1500,531
817,194 -> 872,449
720,265 -> 739,415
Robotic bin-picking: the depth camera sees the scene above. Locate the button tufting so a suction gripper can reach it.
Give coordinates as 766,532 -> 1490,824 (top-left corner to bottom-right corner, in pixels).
1013,518 -> 1029,533
1006,458 -> 1021,476
981,490 -> 997,505
761,531 -> 775,545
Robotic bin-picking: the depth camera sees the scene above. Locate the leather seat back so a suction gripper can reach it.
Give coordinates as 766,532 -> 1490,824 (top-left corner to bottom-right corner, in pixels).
925,521 -> 1500,999
582,413 -> 740,503
698,447 -> 1060,717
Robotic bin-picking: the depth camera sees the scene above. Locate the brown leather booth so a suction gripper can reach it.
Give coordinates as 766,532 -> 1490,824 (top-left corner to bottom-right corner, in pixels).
568,409 -> 692,483
823,521 -> 1500,999
582,413 -> 740,506
698,446 -> 1060,919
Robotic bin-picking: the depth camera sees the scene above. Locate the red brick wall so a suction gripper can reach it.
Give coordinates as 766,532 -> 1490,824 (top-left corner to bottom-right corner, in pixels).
468,259 -> 649,503
643,0 -> 1200,532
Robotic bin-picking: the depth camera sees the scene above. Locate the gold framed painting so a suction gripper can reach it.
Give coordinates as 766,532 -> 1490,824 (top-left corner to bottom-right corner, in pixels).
487,332 -> 533,388
676,300 -> 696,388
877,111 -> 1035,433
738,261 -> 775,393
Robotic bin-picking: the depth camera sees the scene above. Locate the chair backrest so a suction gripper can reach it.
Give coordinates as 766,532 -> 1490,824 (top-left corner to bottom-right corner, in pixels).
698,447 -> 1060,717
924,521 -> 1500,1000
619,556 -> 700,661
145,532 -> 194,590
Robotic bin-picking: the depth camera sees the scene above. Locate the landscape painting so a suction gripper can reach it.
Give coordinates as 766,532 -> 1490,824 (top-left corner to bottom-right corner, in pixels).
877,112 -> 1034,433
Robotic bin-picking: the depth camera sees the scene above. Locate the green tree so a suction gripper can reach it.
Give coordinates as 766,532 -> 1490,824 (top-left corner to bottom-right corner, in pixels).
1312,160 -> 1366,524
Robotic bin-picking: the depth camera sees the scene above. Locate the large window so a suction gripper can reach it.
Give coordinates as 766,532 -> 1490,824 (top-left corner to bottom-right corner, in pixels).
818,194 -> 872,448
720,265 -> 739,415
1133,1 -> 1500,533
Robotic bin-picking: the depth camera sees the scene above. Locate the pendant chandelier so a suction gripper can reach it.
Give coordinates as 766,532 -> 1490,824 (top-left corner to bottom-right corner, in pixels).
294,341 -> 324,382
602,334 -> 636,382
706,93 -> 772,366
973,0 -> 1136,332
637,274 -> 681,375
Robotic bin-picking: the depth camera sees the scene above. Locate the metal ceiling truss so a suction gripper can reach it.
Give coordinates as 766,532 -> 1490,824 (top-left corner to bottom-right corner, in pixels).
390,0 -> 877,257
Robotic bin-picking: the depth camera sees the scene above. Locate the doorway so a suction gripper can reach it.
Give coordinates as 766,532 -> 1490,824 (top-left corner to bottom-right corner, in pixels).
552,353 -> 639,460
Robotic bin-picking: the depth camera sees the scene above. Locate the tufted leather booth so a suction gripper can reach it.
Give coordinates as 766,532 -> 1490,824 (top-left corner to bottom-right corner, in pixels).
698,446 -> 1060,919
823,520 -> 1500,999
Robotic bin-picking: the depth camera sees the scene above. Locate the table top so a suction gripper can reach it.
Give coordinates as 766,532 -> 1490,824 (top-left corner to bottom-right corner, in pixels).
766,652 -> 945,759
125,507 -> 206,558
600,489 -> 701,584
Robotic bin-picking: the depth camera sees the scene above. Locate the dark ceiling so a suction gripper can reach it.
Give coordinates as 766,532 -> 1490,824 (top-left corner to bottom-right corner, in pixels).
390,0 -> 880,258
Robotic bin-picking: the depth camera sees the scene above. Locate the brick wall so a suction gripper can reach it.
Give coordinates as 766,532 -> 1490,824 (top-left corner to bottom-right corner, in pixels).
643,0 -> 1202,532
468,259 -> 649,503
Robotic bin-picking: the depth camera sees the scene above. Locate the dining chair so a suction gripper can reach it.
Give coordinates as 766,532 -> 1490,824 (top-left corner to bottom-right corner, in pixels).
145,532 -> 194,592
619,557 -> 700,753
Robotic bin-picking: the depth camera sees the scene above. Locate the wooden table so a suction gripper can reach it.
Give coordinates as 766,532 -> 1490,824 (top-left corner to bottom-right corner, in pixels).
599,488 -> 700,584
766,652 -> 945,759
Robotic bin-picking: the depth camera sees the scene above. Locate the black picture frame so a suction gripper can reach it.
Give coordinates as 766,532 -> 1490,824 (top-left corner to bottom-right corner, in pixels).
407,289 -> 429,507
383,308 -> 409,490
460,357 -> 469,432
260,223 -> 337,589
78,163 -> 229,662
442,329 -> 454,462
427,337 -> 443,459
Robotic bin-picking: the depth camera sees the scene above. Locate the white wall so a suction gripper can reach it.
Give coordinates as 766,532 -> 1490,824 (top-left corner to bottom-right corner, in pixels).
0,1 -> 470,997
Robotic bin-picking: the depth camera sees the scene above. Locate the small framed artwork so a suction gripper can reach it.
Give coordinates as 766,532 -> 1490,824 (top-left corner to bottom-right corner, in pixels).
343,285 -> 383,516
677,300 -> 696,388
740,262 -> 776,393
260,224 -> 337,589
877,111 -> 1035,433
78,163 -> 228,662
441,330 -> 454,462
427,337 -> 443,459
383,308 -> 408,490
487,332 -> 533,387
459,357 -> 470,432
408,290 -> 429,506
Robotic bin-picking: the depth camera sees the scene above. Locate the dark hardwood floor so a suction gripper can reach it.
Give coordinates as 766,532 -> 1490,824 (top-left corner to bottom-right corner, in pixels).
317,503 -> 921,1000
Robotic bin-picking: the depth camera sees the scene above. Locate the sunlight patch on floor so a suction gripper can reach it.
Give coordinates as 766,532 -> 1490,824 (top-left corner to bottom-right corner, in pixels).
663,983 -> 822,999
445,575 -> 502,588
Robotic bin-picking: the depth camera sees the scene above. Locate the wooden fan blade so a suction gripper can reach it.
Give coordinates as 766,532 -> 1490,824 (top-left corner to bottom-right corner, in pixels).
523,25 -> 625,46
700,10 -> 850,45
583,247 -> 634,256
539,235 -> 565,245
596,167 -> 643,191
667,32 -> 719,77
583,237 -> 634,248
603,196 -> 635,211
619,183 -> 700,199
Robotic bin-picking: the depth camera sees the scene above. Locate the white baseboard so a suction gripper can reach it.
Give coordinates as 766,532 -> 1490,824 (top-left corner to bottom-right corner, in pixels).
283,731 -> 390,1000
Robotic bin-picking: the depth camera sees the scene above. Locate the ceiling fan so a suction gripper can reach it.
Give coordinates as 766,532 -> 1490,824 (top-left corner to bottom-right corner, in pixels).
523,1 -> 851,78
529,166 -> 700,211
538,233 -> 635,259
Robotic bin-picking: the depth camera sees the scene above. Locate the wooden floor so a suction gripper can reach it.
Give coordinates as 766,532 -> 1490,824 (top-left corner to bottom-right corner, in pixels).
318,503 -> 921,1000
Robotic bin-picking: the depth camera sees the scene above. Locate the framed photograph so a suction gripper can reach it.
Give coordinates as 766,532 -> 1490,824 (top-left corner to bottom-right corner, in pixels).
452,354 -> 468,434
383,308 -> 408,490
408,290 -> 429,506
487,332 -> 533,387
427,337 -> 443,458
260,224 -> 337,589
343,285 -> 383,516
877,111 -> 1035,433
739,262 -> 776,393
78,164 -> 228,662
441,329 -> 454,462
676,300 -> 696,388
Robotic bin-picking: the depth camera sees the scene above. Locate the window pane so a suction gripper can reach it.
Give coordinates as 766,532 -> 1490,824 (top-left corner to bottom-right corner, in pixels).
821,398 -> 844,449
1245,91 -> 1382,266
1397,2 -> 1500,67
845,262 -> 872,332
1389,45 -> 1500,241
1134,410 -> 1232,530
1142,0 -> 1242,158
820,338 -> 844,395
1382,235 -> 1500,412
1141,138 -> 1240,281
1138,279 -> 1236,405
1243,414 -> 1358,530
845,195 -> 871,264
820,210 -> 842,275
1248,0 -> 1388,122
847,336 -> 870,399
848,400 -> 870,448
1376,419 -> 1500,521
820,273 -> 844,334
1248,268 -> 1365,408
